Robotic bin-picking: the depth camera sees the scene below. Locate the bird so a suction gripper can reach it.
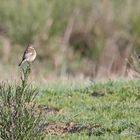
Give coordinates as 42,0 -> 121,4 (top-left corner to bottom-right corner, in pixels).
19,44 -> 36,66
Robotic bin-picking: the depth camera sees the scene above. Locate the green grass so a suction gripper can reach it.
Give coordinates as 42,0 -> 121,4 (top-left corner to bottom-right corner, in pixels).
39,80 -> 140,140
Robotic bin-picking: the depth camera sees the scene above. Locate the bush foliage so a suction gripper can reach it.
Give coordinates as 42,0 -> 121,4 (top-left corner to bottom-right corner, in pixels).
0,65 -> 45,140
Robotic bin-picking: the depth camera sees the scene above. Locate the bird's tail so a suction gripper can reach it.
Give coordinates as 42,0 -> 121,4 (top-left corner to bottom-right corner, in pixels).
18,59 -> 26,66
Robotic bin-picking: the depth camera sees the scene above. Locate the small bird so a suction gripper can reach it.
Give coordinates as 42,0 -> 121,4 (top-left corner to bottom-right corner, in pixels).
19,44 -> 36,66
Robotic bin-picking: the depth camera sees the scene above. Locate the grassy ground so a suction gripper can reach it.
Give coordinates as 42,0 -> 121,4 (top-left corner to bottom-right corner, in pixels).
38,80 -> 140,140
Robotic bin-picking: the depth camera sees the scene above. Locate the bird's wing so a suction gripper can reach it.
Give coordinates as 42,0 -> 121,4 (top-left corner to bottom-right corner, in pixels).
24,52 -> 33,58
22,47 -> 33,59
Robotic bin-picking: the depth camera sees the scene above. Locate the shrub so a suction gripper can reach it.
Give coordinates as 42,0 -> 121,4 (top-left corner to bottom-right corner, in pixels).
0,65 -> 45,140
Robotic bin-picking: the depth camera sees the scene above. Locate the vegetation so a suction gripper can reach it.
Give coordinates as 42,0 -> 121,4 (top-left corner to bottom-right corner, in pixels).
0,64 -> 45,140
39,80 -> 140,139
1,0 -> 140,79
1,66 -> 140,139
0,1 -> 140,139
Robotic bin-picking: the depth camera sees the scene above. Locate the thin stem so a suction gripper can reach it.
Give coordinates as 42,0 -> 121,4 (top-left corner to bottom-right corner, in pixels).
21,63 -> 31,88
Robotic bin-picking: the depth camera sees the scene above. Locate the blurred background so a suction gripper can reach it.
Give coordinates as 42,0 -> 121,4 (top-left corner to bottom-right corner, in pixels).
0,0 -> 140,83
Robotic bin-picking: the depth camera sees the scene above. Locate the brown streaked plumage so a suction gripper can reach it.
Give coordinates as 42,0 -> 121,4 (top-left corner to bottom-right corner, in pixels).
19,45 -> 36,66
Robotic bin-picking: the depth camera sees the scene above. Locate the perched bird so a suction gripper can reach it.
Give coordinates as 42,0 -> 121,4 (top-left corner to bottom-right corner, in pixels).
19,44 -> 36,66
